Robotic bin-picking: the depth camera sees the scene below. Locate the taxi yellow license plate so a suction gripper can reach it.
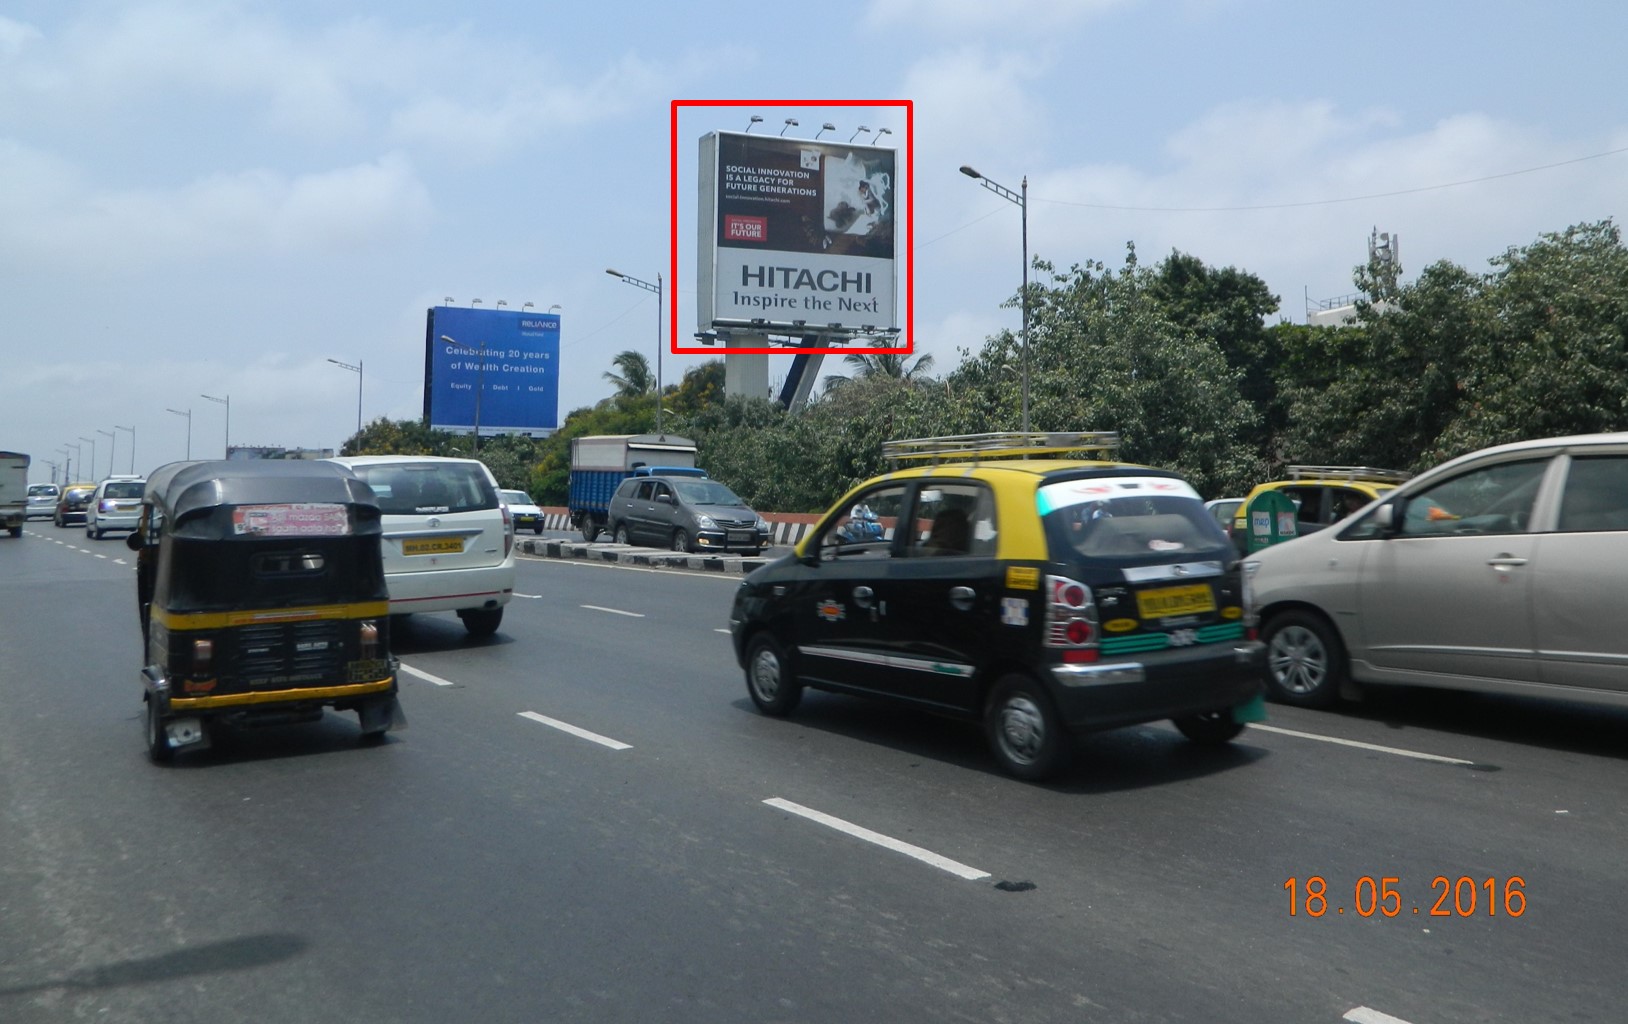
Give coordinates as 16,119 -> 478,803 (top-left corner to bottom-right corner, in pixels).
1136,583 -> 1215,619
402,537 -> 465,556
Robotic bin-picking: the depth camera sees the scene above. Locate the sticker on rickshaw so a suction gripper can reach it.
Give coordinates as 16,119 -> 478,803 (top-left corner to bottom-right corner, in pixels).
233,503 -> 352,537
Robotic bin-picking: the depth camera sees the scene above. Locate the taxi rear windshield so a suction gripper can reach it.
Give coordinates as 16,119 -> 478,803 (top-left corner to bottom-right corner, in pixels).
1040,478 -> 1231,563
350,463 -> 497,515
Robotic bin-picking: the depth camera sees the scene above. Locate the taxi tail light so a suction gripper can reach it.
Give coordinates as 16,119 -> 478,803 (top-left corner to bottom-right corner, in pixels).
360,620 -> 379,659
1044,574 -> 1099,651
100,499 -> 117,512
191,638 -> 214,675
501,503 -> 514,558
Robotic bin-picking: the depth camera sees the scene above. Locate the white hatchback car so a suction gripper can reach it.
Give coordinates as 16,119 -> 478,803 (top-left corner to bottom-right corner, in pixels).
86,475 -> 146,539
1247,432 -> 1628,710
326,456 -> 515,636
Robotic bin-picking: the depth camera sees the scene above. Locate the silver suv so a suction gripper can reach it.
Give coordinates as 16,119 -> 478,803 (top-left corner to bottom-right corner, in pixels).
1248,432 -> 1628,709
326,456 -> 515,636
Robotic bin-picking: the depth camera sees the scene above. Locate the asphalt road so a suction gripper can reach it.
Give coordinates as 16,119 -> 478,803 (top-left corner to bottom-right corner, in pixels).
2,524 -> 1625,1023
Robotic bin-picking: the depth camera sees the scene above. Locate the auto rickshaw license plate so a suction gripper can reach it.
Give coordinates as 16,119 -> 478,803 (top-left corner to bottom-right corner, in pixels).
402,537 -> 465,556
1136,583 -> 1215,619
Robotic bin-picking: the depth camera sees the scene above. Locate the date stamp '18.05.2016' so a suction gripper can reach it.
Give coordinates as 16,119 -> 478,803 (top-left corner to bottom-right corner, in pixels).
1284,876 -> 1527,918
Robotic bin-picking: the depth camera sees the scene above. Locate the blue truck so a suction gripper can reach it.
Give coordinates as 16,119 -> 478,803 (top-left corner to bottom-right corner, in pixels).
568,434 -> 699,541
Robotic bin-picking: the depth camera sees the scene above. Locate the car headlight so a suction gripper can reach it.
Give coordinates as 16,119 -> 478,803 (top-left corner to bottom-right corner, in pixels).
755,516 -> 770,532
695,514 -> 718,529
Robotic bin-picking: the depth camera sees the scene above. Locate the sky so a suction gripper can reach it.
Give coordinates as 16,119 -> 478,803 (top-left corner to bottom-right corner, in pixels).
4,0 -> 1626,483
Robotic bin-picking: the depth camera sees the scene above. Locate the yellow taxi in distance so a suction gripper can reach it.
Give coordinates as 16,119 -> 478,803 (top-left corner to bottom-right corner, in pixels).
1232,465 -> 1412,543
729,432 -> 1265,781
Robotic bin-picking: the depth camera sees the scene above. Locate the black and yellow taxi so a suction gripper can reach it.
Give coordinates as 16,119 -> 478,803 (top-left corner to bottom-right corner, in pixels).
729,432 -> 1264,780
1231,465 -> 1412,544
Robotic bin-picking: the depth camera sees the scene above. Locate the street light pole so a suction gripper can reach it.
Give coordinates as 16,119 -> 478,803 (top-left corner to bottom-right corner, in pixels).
605,268 -> 664,436
166,408 -> 192,460
59,446 -> 75,484
78,436 -> 97,482
97,429 -> 115,478
115,425 -> 135,474
201,393 -> 230,458
327,359 -> 363,442
960,165 -> 1030,434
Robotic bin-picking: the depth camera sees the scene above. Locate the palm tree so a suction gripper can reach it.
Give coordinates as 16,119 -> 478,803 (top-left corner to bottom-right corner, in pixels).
604,350 -> 655,397
821,340 -> 935,392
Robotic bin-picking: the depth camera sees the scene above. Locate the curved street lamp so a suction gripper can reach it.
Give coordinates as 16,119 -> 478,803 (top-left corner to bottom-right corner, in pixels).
201,393 -> 230,458
78,436 -> 97,482
605,268 -> 664,436
165,408 -> 192,460
960,164 -> 1030,433
115,425 -> 136,474
327,359 -> 363,440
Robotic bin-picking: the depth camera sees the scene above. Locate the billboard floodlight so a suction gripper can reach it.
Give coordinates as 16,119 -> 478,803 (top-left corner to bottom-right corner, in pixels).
745,115 -> 763,133
850,126 -> 870,142
779,118 -> 798,136
815,123 -> 834,139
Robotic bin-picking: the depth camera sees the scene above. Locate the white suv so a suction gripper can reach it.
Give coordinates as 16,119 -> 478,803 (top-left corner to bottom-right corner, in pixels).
326,456 -> 515,636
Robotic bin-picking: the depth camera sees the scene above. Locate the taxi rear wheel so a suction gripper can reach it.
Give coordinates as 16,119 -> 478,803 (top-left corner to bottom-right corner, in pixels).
1173,710 -> 1246,745
144,697 -> 173,764
985,674 -> 1070,781
745,633 -> 802,716
1262,610 -> 1345,708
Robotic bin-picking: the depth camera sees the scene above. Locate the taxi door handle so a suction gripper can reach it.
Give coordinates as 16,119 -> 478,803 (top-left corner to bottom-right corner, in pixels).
852,585 -> 875,609
948,586 -> 976,612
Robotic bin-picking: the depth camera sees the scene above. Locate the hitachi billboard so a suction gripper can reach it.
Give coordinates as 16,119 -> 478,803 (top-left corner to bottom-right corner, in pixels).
697,131 -> 897,333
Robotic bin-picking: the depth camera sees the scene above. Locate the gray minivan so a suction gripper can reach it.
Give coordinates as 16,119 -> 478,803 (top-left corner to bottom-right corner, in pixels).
608,472 -> 770,554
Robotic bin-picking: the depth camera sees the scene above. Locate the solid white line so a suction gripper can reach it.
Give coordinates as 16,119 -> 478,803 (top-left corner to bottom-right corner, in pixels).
518,711 -> 632,750
398,662 -> 455,687
1345,1007 -> 1416,1024
514,593 -> 542,599
581,605 -> 644,618
763,797 -> 991,881
1252,723 -> 1474,765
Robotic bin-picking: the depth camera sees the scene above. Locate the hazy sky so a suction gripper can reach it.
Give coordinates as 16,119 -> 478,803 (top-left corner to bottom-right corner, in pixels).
5,0 -> 1625,481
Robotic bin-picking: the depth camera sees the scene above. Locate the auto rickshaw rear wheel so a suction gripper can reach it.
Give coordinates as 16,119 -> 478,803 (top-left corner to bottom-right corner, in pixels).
145,696 -> 174,764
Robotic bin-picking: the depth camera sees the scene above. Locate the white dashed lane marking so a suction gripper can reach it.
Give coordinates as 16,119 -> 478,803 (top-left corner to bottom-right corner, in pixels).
398,663 -> 455,687
763,797 -> 991,881
1250,723 -> 1474,765
1345,1007 -> 1416,1024
518,711 -> 632,750
581,605 -> 644,618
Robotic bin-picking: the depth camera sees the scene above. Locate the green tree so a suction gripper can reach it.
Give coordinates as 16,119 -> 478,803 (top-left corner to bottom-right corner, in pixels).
821,339 -> 937,391
603,350 -> 655,397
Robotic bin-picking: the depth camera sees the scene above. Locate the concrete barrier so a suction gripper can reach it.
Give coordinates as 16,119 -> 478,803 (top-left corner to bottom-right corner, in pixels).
527,507 -> 824,558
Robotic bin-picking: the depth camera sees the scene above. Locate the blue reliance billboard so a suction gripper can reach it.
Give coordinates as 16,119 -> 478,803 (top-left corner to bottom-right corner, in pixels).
424,306 -> 560,435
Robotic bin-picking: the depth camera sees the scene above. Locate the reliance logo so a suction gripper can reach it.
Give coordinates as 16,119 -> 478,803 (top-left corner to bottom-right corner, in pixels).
724,215 -> 768,242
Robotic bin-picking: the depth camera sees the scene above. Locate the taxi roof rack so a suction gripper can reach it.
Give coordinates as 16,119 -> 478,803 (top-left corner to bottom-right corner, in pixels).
1286,464 -> 1412,483
882,431 -> 1121,467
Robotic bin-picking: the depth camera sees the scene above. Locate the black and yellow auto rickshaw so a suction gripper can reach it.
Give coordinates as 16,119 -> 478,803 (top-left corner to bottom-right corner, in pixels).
130,460 -> 405,762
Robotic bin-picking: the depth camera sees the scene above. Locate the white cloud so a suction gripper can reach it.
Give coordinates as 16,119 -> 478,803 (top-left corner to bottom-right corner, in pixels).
0,148 -> 433,273
865,0 -> 1130,33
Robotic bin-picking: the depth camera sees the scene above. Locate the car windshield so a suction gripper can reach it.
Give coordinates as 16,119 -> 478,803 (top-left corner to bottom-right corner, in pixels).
65,487 -> 94,501
673,480 -> 743,506
349,463 -> 497,515
501,490 -> 536,506
103,482 -> 144,499
1039,476 -> 1231,563
29,485 -> 58,497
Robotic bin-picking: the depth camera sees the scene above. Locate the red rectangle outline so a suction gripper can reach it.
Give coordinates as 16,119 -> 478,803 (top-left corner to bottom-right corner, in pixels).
670,98 -> 913,356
